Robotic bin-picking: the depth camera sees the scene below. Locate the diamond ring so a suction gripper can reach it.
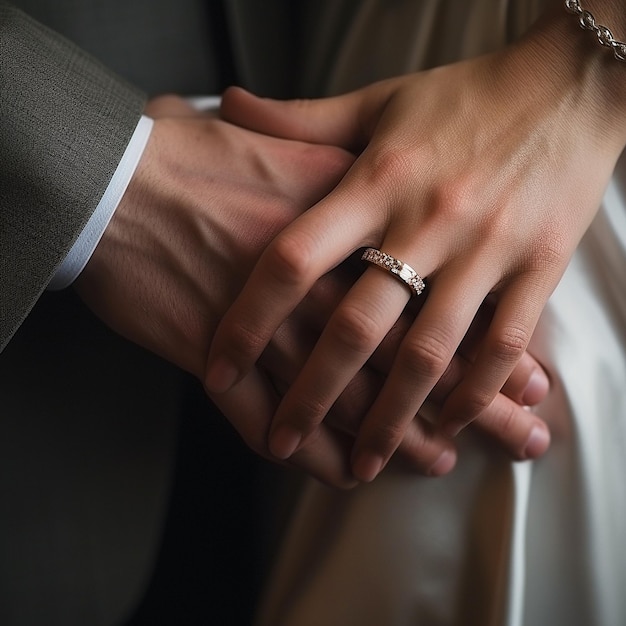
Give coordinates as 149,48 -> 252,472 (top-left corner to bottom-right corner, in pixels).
361,248 -> 426,296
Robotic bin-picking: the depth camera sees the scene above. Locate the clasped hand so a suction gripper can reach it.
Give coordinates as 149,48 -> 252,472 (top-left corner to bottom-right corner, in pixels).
77,93 -> 554,488
206,31 -> 621,482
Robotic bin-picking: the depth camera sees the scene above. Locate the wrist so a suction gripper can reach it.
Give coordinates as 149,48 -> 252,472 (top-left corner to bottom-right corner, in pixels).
509,3 -> 626,152
566,0 -> 626,63
51,116 -> 154,290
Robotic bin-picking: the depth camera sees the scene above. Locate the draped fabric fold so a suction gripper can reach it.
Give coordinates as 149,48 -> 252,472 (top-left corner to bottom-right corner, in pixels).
255,2 -> 626,624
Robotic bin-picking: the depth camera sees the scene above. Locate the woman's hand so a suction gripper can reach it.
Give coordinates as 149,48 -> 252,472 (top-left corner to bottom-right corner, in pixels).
75,96 -> 550,487
266,263 -> 551,477
206,12 -> 625,481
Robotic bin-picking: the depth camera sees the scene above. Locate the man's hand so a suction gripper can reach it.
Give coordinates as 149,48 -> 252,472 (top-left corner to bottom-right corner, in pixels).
74,97 -> 361,486
75,96 -> 550,487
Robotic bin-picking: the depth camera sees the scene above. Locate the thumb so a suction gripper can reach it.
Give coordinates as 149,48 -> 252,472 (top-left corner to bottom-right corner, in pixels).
220,85 -> 369,151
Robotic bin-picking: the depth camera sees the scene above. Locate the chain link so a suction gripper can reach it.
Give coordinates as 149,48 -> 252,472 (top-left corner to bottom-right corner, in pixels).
565,0 -> 626,62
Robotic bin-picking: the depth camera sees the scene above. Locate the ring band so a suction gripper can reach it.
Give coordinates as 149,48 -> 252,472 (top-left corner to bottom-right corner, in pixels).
361,248 -> 426,296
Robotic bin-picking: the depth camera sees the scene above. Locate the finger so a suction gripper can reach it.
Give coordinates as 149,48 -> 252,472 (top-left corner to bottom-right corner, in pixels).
220,84 -> 395,150
366,306 -> 550,459
500,350 -> 550,406
441,276 -> 548,436
203,215 -> 335,393
348,262 -> 492,482
473,399 -> 551,460
426,348 -> 550,459
445,302 -> 550,407
209,368 -> 356,489
275,249 -> 549,470
287,426 -> 357,489
330,364 -> 457,477
264,311 -> 457,476
204,148 -> 403,394
266,269 -> 548,471
367,296 -> 548,408
266,267 -> 411,460
301,265 -> 549,458
205,92 -> 434,394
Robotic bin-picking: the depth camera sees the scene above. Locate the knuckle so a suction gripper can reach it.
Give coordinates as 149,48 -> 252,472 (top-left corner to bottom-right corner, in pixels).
502,220 -> 570,276
365,419 -> 406,453
398,331 -> 451,379
265,232 -> 316,287
460,388 -> 495,421
288,394 -> 330,430
329,304 -> 384,356
365,146 -> 414,192
428,174 -> 476,224
529,228 -> 569,272
220,319 -> 267,363
490,325 -> 529,365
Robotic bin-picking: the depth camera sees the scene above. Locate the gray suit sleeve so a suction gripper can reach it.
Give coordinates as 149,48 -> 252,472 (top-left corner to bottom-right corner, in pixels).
0,2 -> 146,350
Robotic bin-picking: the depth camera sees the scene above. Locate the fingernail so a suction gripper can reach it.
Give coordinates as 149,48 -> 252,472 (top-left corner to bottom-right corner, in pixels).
205,358 -> 238,393
523,424 -> 551,459
522,369 -> 550,406
269,425 -> 302,460
352,452 -> 384,483
428,449 -> 456,476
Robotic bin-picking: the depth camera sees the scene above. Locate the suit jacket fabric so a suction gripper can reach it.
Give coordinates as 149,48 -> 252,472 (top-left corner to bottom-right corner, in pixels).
0,0 -> 312,351
0,2 -> 145,350
0,2 -> 296,624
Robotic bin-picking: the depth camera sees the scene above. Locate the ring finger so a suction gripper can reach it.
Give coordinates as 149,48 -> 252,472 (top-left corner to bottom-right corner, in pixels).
348,258 -> 496,480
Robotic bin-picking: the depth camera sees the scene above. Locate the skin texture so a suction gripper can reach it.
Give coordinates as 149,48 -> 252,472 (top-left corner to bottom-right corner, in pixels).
72,97 -> 553,487
206,7 -> 626,481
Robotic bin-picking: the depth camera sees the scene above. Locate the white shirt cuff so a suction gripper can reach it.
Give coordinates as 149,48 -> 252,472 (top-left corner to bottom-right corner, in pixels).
48,115 -> 154,290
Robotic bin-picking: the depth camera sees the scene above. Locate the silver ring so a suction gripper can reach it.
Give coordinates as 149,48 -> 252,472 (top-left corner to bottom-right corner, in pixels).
361,248 -> 426,296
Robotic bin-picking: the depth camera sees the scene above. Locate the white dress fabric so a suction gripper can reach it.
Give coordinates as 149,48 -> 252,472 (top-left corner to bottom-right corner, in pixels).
256,1 -> 626,625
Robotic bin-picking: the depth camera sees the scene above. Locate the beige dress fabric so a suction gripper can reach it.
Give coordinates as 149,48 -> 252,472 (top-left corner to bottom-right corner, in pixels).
256,2 -> 626,625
